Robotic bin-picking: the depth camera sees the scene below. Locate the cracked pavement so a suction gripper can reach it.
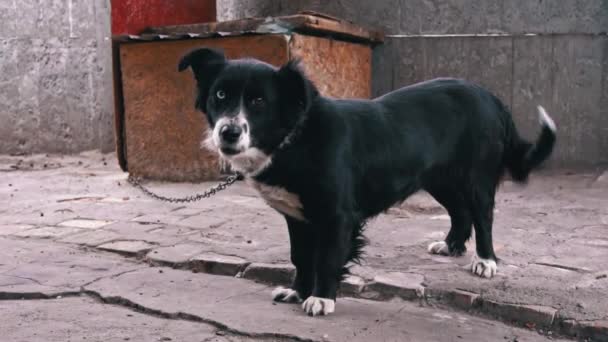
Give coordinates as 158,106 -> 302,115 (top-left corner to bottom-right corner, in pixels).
1,152 -> 607,341
0,238 -> 567,342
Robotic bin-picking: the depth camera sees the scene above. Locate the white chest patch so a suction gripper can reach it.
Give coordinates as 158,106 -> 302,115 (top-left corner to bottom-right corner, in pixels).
228,148 -> 272,176
248,180 -> 305,221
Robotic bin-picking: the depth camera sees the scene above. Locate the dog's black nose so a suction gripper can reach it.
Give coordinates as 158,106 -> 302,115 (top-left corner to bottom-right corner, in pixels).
220,124 -> 242,143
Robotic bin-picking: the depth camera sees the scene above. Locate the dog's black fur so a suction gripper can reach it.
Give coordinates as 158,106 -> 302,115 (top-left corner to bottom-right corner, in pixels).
179,48 -> 556,315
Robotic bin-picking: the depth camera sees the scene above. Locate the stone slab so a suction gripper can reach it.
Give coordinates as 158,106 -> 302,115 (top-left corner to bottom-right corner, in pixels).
480,300 -> 558,328
241,263 -> 295,286
58,218 -> 113,229
563,319 -> 608,342
58,229 -> 122,246
0,224 -> 35,236
365,272 -> 426,300
430,289 -> 481,310
97,240 -> 155,256
146,243 -> 208,266
85,267 -> 567,342
190,252 -> 249,276
340,275 -> 366,296
0,237 -> 142,295
12,226 -> 83,239
0,297 -> 236,342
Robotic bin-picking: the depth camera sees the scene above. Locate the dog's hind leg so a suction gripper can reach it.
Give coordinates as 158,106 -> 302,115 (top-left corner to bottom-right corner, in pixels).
273,216 -> 314,304
426,188 -> 472,257
467,183 -> 498,278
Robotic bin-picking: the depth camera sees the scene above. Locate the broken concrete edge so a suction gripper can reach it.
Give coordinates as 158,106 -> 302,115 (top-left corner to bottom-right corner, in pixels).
560,318 -> 608,342
182,261 -> 608,340
146,253 -> 251,277
0,291 -> 83,301
96,240 -> 158,258
0,289 -> 310,342
240,263 -> 296,286
81,290 -> 312,342
425,288 -> 606,341
361,272 -> 426,301
61,240 -> 599,340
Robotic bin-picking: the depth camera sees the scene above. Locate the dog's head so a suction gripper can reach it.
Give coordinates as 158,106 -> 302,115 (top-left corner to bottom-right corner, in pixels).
178,48 -> 316,175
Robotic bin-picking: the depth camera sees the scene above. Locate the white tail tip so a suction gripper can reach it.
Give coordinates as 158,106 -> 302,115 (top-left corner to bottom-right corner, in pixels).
537,105 -> 556,132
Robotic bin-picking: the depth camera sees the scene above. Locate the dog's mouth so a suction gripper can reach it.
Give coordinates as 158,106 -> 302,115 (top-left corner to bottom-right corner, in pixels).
220,146 -> 242,156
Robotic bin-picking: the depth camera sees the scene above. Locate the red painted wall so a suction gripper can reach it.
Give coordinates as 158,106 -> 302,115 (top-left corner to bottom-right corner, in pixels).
111,0 -> 216,35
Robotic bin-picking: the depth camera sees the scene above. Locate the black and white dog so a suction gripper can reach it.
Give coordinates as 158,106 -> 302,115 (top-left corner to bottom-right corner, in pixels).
178,48 -> 556,316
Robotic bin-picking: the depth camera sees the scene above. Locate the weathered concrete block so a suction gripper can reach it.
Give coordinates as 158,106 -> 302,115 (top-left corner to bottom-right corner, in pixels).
389,36 -> 513,103
311,0 -> 402,34
58,230 -> 121,247
364,272 -> 425,300
13,226 -> 82,239
189,252 -> 249,276
562,319 -> 608,342
597,170 -> 608,185
340,275 -> 366,296
241,263 -> 295,286
387,34 -> 608,167
217,0 -> 401,34
102,221 -> 161,232
601,38 -> 608,159
511,35 -> 555,145
372,40 -> 395,98
550,35 -> 606,166
146,243 -> 207,266
97,240 -> 155,257
428,288 -> 480,309
399,0 -> 501,34
58,219 -> 113,229
480,300 -> 557,327
0,0 -> 113,155
388,37 -> 425,90
220,0 -> 608,35
0,224 -> 35,236
503,0 -> 608,34
131,214 -> 187,225
177,215 -> 228,229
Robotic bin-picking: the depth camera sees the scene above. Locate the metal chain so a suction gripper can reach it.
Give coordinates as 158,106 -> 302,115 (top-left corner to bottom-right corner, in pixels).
127,173 -> 240,203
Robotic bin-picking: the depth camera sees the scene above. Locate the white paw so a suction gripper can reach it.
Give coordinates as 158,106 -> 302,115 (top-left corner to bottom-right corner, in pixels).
470,254 -> 497,278
271,287 -> 302,303
302,296 -> 335,316
428,241 -> 450,255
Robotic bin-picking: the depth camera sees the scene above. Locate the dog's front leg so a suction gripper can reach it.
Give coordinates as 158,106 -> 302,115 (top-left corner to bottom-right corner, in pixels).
302,216 -> 353,317
273,216 -> 314,303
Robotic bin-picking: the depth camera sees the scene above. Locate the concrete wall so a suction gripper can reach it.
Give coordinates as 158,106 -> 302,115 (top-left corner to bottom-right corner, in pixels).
2,0 -> 605,164
219,0 -> 607,35
218,0 -> 608,166
0,0 -> 113,154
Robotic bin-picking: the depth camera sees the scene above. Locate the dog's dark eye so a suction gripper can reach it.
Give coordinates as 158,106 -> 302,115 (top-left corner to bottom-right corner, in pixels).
216,90 -> 226,100
250,97 -> 265,107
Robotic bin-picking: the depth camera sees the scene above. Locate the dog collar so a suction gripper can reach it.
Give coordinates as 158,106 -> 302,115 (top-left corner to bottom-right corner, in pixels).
277,114 -> 308,151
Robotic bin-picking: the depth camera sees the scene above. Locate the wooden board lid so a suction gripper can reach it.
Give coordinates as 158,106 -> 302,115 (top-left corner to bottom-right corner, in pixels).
137,11 -> 384,45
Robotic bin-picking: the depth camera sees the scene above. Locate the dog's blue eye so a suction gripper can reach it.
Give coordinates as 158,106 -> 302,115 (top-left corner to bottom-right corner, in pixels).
216,90 -> 226,100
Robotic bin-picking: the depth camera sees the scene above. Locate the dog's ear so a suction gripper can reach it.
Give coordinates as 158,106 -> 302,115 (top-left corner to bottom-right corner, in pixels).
277,59 -> 317,115
178,47 -> 226,75
178,48 -> 226,111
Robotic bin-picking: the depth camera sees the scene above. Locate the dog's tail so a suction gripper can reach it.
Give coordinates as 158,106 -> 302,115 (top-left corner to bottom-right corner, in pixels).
506,106 -> 557,182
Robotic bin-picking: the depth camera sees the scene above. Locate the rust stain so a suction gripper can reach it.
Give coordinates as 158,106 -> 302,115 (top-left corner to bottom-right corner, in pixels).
290,34 -> 372,99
